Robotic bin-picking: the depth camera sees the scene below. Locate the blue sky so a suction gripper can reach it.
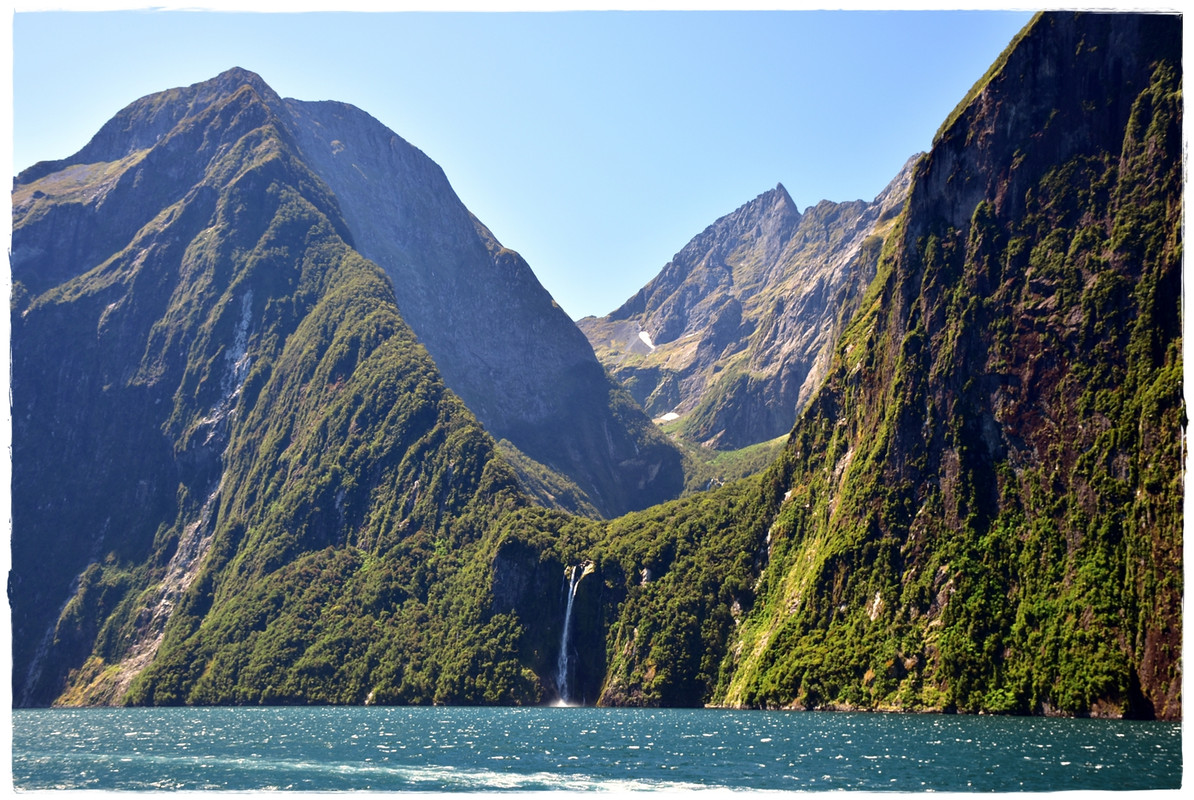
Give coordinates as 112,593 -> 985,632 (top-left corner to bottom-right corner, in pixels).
11,6 -> 1036,320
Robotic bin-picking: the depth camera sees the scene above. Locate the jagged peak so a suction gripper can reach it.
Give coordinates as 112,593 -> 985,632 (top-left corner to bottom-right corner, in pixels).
604,182 -> 802,323
700,182 -> 801,238
747,181 -> 797,213
182,67 -> 286,117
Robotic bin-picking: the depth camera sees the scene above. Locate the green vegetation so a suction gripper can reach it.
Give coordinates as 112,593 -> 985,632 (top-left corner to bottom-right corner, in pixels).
674,435 -> 789,494
709,25 -> 1182,717
595,479 -> 774,705
11,15 -> 1181,720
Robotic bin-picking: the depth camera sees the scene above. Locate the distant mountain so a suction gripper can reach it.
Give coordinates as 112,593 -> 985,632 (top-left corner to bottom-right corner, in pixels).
579,159 -> 916,451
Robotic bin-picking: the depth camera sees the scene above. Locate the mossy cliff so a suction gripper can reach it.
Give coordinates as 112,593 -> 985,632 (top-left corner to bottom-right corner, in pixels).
593,11 -> 1182,719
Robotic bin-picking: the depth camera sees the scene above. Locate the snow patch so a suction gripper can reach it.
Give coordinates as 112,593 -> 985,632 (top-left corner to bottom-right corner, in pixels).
637,330 -> 656,351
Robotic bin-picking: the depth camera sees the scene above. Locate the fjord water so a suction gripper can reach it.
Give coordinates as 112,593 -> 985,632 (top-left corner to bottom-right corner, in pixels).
12,706 -> 1179,791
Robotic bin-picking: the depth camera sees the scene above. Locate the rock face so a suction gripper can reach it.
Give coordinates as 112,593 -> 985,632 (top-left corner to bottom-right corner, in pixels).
281,98 -> 683,518
579,159 -> 916,450
588,11 -> 1183,720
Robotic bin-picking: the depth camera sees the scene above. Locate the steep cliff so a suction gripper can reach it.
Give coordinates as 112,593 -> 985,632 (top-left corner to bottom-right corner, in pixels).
579,158 -> 916,451
589,11 -> 1183,719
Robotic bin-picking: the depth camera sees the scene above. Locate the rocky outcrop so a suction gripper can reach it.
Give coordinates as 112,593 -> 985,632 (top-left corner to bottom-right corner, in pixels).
579,159 -> 917,450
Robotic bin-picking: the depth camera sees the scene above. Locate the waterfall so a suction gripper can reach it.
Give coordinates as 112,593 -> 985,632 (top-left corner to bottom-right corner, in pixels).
556,565 -> 581,704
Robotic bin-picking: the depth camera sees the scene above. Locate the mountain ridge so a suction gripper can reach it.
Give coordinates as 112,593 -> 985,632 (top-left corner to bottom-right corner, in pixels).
579,154 -> 918,450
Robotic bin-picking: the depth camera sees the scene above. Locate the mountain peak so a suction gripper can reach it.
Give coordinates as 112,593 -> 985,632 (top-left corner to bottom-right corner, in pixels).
189,66 -> 284,113
201,67 -> 283,105
761,182 -> 798,217
16,66 -> 285,185
212,65 -> 266,87
582,161 -> 915,449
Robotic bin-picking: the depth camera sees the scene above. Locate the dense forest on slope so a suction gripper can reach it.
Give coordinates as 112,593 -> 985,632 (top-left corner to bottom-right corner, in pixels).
9,12 -> 1182,720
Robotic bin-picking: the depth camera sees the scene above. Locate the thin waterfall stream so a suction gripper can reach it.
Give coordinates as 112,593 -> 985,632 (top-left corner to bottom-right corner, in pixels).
556,565 -> 580,704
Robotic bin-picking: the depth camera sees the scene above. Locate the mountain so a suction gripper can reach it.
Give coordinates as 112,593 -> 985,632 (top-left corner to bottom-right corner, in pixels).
8,68 -> 522,706
585,11 -> 1183,718
11,70 -> 683,526
578,157 -> 916,451
9,11 -> 1182,719
7,67 -> 672,706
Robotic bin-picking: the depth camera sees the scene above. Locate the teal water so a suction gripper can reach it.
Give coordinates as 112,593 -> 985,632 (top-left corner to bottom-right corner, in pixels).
11,706 -> 1181,791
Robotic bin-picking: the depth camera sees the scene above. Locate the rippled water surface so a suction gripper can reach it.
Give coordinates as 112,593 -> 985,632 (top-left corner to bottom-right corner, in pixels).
12,706 -> 1181,791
